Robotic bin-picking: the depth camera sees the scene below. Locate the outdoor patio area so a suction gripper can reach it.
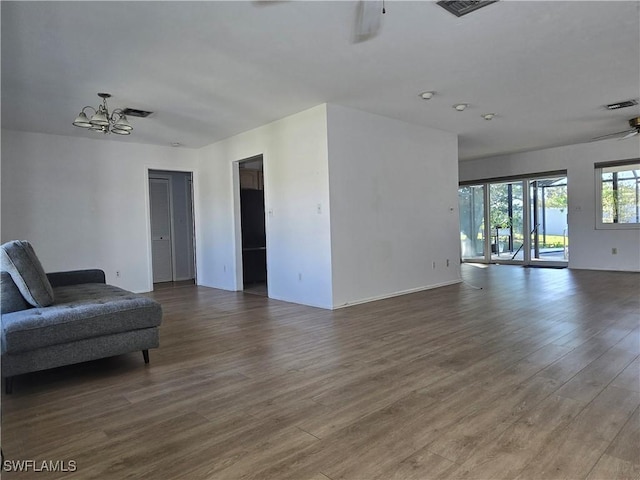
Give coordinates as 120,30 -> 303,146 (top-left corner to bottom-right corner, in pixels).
492,247 -> 568,263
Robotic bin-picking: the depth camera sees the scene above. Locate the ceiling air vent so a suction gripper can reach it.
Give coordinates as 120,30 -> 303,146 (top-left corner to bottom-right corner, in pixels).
437,1 -> 498,17
122,108 -> 153,118
606,99 -> 638,110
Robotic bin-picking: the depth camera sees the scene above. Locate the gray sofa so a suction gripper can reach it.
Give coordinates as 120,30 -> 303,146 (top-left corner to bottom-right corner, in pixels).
1,241 -> 162,393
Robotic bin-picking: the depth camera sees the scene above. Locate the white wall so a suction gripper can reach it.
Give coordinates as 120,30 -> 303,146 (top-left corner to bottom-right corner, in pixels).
459,138 -> 640,272
543,208 -> 568,237
196,104 -> 333,308
1,130 -> 199,292
327,104 -> 461,307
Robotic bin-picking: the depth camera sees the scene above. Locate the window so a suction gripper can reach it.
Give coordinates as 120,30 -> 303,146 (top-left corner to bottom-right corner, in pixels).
596,160 -> 640,228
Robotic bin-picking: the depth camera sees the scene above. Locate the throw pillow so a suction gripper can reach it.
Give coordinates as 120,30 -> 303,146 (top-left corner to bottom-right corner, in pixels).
0,271 -> 30,314
0,240 -> 54,307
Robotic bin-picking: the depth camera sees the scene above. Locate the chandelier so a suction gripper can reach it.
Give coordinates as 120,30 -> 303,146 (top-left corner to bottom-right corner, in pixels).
73,93 -> 133,135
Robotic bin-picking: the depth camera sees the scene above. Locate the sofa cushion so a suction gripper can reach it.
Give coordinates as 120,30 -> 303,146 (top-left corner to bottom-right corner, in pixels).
1,283 -> 162,354
0,271 -> 31,314
1,241 -> 54,308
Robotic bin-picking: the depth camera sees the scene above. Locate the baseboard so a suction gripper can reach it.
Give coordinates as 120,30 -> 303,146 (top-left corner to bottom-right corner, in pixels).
266,292 -> 334,310
568,266 -> 640,273
173,276 -> 195,282
333,278 -> 463,309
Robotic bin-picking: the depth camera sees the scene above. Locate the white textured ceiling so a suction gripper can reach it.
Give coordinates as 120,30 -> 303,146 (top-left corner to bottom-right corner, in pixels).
2,1 -> 639,160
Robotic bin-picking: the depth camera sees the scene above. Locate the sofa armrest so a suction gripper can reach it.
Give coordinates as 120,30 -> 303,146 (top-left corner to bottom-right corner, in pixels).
46,269 -> 106,288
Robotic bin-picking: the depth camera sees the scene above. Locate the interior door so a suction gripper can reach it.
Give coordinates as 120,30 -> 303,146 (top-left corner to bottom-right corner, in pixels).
149,177 -> 173,283
186,177 -> 195,280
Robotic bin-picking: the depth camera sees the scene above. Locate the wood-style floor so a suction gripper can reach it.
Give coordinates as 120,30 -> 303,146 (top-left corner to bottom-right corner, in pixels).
2,265 -> 639,479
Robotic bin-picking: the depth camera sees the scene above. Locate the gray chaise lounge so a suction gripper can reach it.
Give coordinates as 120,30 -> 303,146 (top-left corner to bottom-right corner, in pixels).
1,241 -> 162,393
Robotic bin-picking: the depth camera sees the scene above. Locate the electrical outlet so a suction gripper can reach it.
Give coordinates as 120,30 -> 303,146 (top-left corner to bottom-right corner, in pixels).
116,271 -> 121,277
612,248 -> 617,255
432,261 -> 436,269
446,259 -> 450,267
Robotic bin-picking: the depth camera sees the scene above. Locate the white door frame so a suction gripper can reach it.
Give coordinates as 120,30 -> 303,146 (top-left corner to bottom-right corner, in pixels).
232,154 -> 267,292
145,168 -> 197,290
232,161 -> 244,291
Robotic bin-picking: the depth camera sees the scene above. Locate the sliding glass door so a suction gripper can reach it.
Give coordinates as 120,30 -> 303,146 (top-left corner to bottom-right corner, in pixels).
530,176 -> 568,264
458,172 -> 568,267
459,185 -> 486,261
489,181 -> 524,263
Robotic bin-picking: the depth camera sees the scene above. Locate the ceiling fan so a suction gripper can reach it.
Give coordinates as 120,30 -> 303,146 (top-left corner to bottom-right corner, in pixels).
353,0 -> 385,43
593,117 -> 640,141
253,0 -> 385,43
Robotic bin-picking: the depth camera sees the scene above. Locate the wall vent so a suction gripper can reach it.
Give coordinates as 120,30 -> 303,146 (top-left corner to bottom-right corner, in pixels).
122,108 -> 153,118
436,1 -> 498,17
606,99 -> 638,110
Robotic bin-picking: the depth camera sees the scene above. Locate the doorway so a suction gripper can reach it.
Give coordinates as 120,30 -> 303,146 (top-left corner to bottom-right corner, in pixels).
489,181 -> 524,263
529,176 -> 568,264
238,156 -> 267,296
148,170 -> 196,287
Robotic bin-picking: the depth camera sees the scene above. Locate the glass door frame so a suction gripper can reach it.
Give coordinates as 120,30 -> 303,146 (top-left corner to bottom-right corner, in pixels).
488,180 -> 527,265
459,170 -> 568,268
528,176 -> 569,267
459,184 -> 489,263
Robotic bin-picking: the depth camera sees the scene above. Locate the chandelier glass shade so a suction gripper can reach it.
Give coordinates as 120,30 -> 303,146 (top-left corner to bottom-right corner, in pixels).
73,93 -> 133,135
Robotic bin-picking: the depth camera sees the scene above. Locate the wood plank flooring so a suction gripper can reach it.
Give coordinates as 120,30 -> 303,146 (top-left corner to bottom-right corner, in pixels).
1,264 -> 639,479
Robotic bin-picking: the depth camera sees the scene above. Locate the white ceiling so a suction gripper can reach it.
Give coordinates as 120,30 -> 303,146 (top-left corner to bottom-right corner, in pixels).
2,1 -> 639,160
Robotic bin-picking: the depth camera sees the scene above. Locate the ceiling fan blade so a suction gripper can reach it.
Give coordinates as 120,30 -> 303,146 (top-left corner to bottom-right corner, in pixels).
353,0 -> 383,43
251,1 -> 288,6
619,130 -> 639,140
592,129 -> 635,141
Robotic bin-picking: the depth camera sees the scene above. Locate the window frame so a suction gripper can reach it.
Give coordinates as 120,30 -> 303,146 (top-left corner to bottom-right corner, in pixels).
595,158 -> 640,230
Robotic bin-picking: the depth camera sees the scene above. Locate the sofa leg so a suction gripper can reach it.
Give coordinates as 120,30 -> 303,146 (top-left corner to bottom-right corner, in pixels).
142,350 -> 150,364
5,377 -> 13,394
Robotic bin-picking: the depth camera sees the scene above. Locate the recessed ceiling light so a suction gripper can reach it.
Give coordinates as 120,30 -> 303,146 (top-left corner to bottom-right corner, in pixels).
481,113 -> 496,120
453,103 -> 468,111
420,91 -> 435,100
